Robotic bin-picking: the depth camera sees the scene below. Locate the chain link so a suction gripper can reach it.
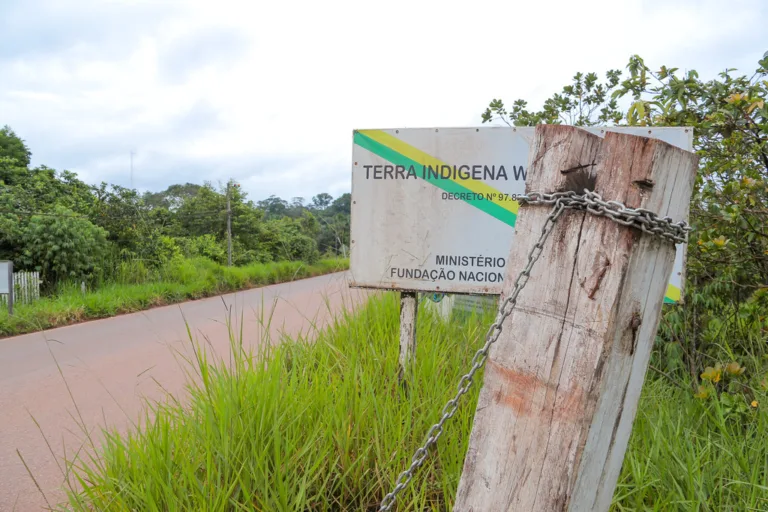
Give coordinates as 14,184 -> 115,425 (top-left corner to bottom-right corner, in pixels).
378,189 -> 691,511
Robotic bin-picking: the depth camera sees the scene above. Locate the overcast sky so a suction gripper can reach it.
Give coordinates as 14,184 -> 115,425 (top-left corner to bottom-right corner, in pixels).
1,0 -> 765,203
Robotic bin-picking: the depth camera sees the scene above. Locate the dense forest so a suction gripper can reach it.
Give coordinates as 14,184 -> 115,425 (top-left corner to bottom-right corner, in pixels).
0,126 -> 350,290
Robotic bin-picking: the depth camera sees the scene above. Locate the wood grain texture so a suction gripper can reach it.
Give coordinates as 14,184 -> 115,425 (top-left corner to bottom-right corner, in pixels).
454,125 -> 698,512
399,291 -> 418,378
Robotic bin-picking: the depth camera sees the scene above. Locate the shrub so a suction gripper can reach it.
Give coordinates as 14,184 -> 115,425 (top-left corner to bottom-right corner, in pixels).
20,205 -> 109,285
176,234 -> 227,264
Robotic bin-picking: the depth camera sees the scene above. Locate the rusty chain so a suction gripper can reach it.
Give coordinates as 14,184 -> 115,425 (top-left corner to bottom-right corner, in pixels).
378,189 -> 691,511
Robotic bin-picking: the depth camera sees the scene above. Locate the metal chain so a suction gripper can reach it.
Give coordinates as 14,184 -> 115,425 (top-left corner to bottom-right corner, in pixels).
378,189 -> 691,512
522,189 -> 691,243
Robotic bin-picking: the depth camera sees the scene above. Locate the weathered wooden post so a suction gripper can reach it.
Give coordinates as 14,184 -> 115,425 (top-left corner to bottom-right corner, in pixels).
454,125 -> 698,511
398,291 -> 418,381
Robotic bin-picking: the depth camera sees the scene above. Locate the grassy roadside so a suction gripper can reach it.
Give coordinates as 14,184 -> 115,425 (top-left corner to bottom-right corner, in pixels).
0,257 -> 348,337
57,293 -> 767,511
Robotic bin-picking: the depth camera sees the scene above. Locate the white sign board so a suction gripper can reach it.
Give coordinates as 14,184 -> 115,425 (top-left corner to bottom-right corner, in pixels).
350,127 -> 692,303
0,261 -> 11,295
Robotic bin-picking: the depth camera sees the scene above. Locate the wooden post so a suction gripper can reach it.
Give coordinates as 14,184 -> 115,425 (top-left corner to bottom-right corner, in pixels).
399,291 -> 418,380
454,125 -> 698,511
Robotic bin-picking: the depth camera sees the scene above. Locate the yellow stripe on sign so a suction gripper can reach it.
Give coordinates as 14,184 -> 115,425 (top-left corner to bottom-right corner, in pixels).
359,130 -> 520,215
665,284 -> 681,302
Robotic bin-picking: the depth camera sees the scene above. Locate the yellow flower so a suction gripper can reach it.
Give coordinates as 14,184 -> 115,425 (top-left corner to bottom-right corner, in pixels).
694,386 -> 710,399
713,236 -> 727,247
725,362 -> 745,376
751,400 -> 759,408
701,365 -> 722,383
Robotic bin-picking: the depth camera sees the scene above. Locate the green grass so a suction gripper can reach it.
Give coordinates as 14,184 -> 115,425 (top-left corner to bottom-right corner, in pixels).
616,379 -> 768,511
53,293 -> 767,511
0,257 -> 348,337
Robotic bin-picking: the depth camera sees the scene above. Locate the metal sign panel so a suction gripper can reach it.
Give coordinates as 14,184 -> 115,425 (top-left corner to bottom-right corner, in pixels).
0,261 -> 11,295
350,126 -> 692,303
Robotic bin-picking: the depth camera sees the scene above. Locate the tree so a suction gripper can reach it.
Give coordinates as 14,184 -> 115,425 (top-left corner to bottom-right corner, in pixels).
327,193 -> 351,216
257,195 -> 289,218
143,183 -> 202,211
285,196 -> 306,218
0,166 -> 25,261
176,234 -> 227,264
311,193 -> 333,210
227,183 -> 266,254
0,125 -> 32,168
90,183 -> 158,256
271,217 -> 320,263
0,155 -> 28,186
317,213 -> 350,255
483,70 -> 624,127
483,54 -> 768,383
174,183 -> 227,239
0,161 -> 95,262
20,206 -> 109,284
298,210 -> 319,237
0,162 -> 92,214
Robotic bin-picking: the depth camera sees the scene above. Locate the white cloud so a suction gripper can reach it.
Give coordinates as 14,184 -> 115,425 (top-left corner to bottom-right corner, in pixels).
1,0 -> 765,202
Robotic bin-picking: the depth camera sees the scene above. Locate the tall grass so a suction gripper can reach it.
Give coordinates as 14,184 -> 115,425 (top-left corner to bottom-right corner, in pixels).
0,257 -> 348,337
616,378 -> 768,511
57,293 -> 767,511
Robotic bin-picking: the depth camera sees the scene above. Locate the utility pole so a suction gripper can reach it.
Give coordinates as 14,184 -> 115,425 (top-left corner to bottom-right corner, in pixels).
227,182 -> 232,267
226,180 -> 239,267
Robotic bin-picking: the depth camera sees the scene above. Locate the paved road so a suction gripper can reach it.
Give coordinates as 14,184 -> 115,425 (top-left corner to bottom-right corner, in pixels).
0,272 -> 369,511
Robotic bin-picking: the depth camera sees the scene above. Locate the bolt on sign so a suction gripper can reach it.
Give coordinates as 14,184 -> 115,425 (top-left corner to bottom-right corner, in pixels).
350,127 -> 692,302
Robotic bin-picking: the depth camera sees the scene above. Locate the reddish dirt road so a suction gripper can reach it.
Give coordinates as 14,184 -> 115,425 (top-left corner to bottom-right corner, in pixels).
0,272 -> 369,511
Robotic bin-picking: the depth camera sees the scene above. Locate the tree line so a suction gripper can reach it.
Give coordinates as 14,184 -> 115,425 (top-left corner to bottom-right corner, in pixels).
0,128 -> 350,289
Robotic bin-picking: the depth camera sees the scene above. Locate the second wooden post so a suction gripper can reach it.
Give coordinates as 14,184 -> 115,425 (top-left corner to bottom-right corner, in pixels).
399,291 -> 418,381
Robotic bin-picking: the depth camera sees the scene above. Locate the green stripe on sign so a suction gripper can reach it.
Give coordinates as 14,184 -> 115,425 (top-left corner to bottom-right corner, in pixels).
353,131 -> 518,227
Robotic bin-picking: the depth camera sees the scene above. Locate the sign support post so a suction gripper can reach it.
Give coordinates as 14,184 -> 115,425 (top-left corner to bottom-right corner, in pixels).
454,126 -> 698,511
398,291 -> 418,381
